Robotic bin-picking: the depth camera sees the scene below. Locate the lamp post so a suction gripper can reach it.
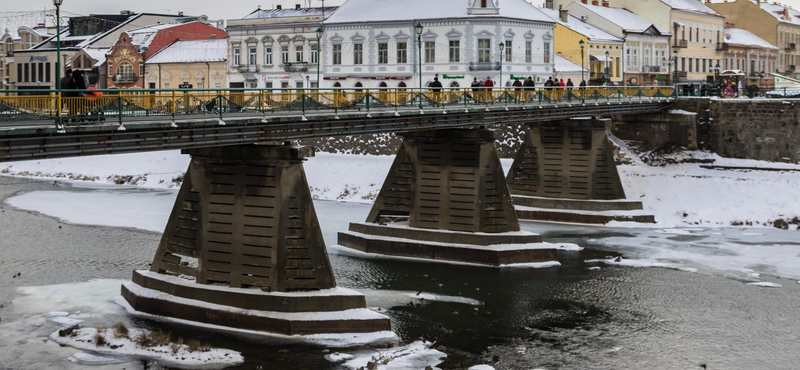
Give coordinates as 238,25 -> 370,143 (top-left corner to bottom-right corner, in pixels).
604,50 -> 609,85
714,62 -> 720,97
53,0 -> 63,132
673,50 -> 678,96
316,27 -> 323,89
498,42 -> 505,88
415,22 -> 423,111
140,46 -> 148,89
579,39 -> 585,85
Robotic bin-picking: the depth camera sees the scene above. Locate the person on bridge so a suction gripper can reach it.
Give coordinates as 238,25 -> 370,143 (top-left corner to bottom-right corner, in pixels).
485,77 -> 494,102
512,77 -> 523,102
523,77 -> 535,101
471,78 -> 480,95
566,78 -> 574,89
544,77 -> 553,87
558,78 -> 565,91
430,76 -> 443,105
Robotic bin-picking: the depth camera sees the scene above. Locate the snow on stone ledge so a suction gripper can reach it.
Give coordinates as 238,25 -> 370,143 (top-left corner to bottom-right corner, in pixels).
49,327 -> 244,369
746,282 -> 782,288
585,258 -> 696,273
327,341 -> 446,370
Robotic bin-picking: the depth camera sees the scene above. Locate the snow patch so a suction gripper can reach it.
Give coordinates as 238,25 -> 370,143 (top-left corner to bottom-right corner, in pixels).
746,282 -> 782,288
48,316 -> 85,327
324,352 -> 355,362
468,365 -> 497,370
586,258 -> 694,272
68,352 -> 128,365
331,341 -> 446,370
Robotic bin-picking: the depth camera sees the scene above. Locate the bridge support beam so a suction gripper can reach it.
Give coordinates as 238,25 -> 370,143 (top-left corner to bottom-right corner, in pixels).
121,144 -> 393,342
507,119 -> 655,224
338,128 -> 556,266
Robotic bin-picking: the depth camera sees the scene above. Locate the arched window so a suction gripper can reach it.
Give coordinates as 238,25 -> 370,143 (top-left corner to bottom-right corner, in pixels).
117,62 -> 135,82
398,82 -> 407,91
333,82 -> 341,88
379,82 -> 387,88
449,82 -> 460,87
354,81 -> 363,92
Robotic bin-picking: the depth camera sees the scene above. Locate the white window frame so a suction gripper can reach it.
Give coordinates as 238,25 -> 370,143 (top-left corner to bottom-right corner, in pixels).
397,42 -> 408,64
424,41 -> 435,63
354,43 -> 363,65
478,39 -> 491,63
264,46 -> 273,65
333,44 -> 342,65
505,40 -> 512,62
378,42 -> 388,64
449,40 -> 460,63
232,48 -> 241,66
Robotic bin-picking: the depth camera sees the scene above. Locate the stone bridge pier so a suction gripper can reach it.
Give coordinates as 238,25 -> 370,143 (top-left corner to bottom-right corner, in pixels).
121,143 -> 392,342
506,119 -> 655,224
338,128 -> 557,266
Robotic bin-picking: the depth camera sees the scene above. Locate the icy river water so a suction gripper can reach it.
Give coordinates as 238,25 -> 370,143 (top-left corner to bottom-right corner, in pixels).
1,176 -> 799,370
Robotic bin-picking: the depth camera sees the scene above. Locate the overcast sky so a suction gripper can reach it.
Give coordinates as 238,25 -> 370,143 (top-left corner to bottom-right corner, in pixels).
3,0 -> 800,23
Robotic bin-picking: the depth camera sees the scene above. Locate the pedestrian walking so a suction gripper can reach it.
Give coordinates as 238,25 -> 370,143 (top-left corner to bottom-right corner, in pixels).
523,76 -> 535,101
484,76 -> 494,102
430,76 -> 443,105
512,77 -> 522,102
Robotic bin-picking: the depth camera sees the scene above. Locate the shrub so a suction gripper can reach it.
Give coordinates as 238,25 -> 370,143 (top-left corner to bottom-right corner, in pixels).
94,333 -> 107,347
111,322 -> 129,339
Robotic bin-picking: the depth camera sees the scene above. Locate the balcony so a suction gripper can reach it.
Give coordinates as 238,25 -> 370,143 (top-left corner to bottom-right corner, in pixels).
237,65 -> 259,73
673,40 -> 688,49
283,62 -> 309,73
786,43 -> 797,52
468,61 -> 500,71
716,43 -> 728,51
113,76 -> 139,84
643,65 -> 662,73
677,71 -> 688,78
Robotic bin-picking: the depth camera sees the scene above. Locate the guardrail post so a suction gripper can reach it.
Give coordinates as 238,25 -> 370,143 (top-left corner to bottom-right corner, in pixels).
394,88 -> 400,116
334,89 -> 340,119
171,90 -> 177,127
56,91 -> 65,133
302,89 -> 308,121
464,88 -> 469,113
366,89 -> 372,118
117,93 -> 126,131
607,85 -> 611,105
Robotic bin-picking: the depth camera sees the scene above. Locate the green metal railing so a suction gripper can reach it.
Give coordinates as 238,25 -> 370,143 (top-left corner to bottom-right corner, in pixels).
0,86 -> 676,129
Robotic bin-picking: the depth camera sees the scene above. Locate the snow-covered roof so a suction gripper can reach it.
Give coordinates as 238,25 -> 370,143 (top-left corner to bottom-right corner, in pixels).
1,30 -> 20,42
660,0 -> 722,17
540,8 -> 622,43
326,0 -> 553,24
82,48 -> 110,67
242,6 -> 339,19
571,2 -> 671,35
555,53 -> 588,73
724,28 -> 778,50
127,23 -> 185,48
29,27 -> 52,38
146,39 -> 227,64
759,1 -> 800,26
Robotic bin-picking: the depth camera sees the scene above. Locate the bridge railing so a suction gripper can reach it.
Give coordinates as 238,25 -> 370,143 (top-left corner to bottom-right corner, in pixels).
0,86 -> 675,128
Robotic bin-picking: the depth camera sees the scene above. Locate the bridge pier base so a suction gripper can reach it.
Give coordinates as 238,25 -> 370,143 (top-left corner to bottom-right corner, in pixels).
507,119 -> 655,224
338,129 -> 556,266
121,144 -> 393,343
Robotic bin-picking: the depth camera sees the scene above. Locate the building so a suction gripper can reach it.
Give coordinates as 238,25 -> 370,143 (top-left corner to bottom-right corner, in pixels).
558,1 -> 672,85
103,21 -> 226,89
722,27 -> 779,90
540,7 -> 624,84
561,0 -> 724,83
145,39 -> 228,89
321,0 -> 555,89
554,52 -> 589,83
708,0 -> 800,79
226,5 -> 338,89
1,26 -> 53,93
12,12 -> 191,92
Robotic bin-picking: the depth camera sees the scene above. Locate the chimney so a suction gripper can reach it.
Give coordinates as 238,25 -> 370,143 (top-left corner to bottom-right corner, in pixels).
545,0 -> 554,9
785,6 -> 792,21
295,4 -> 301,9
276,5 -> 282,10
602,0 -> 610,7
37,22 -> 45,28
581,0 -> 588,3
591,0 -> 599,5
178,11 -> 184,16
560,7 -> 569,22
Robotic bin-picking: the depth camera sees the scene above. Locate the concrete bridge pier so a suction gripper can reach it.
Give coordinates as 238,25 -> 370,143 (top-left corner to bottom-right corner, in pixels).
338,128 -> 557,266
507,119 -> 655,224
121,144 -> 393,342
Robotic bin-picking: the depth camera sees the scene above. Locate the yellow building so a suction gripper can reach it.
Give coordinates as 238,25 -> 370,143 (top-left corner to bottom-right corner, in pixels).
592,0 -> 726,83
1,26 -> 53,94
708,0 -> 800,79
542,7 -> 624,84
145,39 -> 228,89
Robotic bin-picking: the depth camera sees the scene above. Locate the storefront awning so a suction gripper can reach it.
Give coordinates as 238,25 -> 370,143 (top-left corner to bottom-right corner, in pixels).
590,54 -> 613,62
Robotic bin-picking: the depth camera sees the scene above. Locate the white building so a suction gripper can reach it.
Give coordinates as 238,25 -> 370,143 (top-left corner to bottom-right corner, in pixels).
226,6 -> 338,89
321,0 -> 555,89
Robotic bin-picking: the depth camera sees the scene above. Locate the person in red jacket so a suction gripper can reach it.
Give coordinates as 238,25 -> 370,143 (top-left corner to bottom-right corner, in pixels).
559,78 -> 566,91
484,76 -> 494,101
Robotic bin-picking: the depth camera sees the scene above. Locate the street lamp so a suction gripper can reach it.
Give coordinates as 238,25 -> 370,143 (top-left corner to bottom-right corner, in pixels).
673,50 -> 678,96
140,46 -> 148,89
604,50 -> 609,85
498,42 -> 505,88
579,39 -> 585,85
53,0 -> 64,132
415,22 -> 423,111
316,27 -> 323,89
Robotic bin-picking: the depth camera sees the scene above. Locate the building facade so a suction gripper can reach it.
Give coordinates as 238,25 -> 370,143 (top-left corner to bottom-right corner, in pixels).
321,0 -> 555,89
569,0 -> 724,83
708,0 -> 800,79
226,6 -> 337,89
542,7 -> 624,84
1,26 -> 52,93
145,39 -> 228,89
722,27 -> 779,90
558,1 -> 672,85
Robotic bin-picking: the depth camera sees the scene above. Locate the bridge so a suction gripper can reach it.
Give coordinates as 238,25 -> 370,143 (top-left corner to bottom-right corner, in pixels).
1,86 -> 675,344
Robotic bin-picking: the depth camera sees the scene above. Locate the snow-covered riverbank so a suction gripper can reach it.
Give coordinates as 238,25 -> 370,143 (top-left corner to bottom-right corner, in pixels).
3,148 -> 799,229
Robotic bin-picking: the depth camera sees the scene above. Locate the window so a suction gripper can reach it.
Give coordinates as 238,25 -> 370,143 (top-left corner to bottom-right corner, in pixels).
118,62 -> 135,81
108,62 -> 113,77
378,42 -> 388,64
17,64 -> 21,83
449,40 -> 460,63
140,62 -> 144,78
626,49 -> 630,69
354,43 -> 363,64
397,42 -> 407,63
616,57 -> 620,76
696,28 -> 699,43
682,27 -> 686,41
311,44 -> 318,64
24,63 -> 29,83
644,49 -> 650,68
249,47 -> 257,65
281,45 -> 289,64
233,48 -> 241,66
31,63 -> 36,82
689,27 -> 692,42
681,57 -> 685,71
333,44 -> 342,65
696,58 -> 699,72
633,48 -> 638,67
543,42 -> 550,63
295,45 -> 303,62
505,40 -> 512,62
265,46 -> 273,65
478,39 -> 491,63
424,41 -> 435,63
717,30 -> 720,44
525,41 -> 532,63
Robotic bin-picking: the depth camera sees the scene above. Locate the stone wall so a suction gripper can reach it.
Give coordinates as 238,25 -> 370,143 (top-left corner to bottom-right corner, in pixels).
676,98 -> 800,163
612,112 -> 699,150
